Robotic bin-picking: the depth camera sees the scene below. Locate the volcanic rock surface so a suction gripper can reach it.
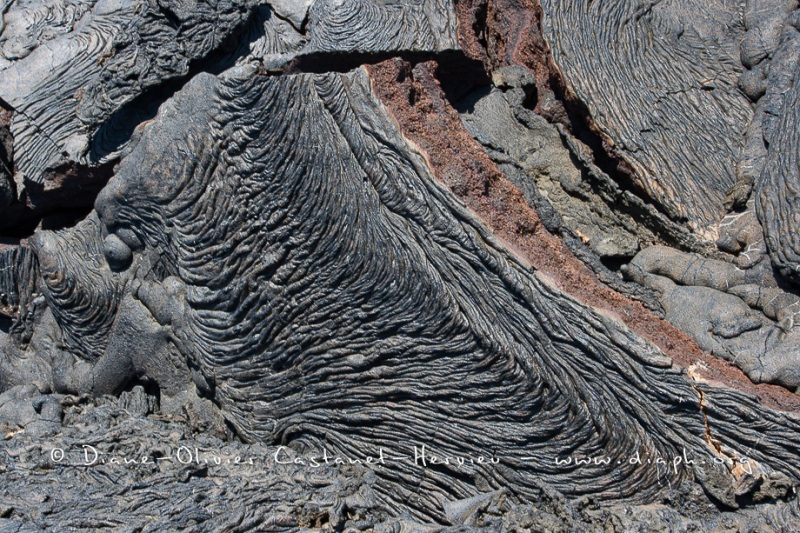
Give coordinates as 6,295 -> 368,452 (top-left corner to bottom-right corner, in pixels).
2,0 -> 800,530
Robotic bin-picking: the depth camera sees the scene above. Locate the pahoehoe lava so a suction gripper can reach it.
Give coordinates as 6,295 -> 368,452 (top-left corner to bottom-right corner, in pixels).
540,0 -> 751,236
3,1 -> 800,530
89,66 -> 800,518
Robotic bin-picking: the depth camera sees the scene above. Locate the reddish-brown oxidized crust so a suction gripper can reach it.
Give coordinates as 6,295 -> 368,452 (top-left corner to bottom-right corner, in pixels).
366,58 -> 800,412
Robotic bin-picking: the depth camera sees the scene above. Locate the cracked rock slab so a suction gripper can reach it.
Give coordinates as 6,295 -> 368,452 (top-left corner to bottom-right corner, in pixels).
540,0 -> 752,236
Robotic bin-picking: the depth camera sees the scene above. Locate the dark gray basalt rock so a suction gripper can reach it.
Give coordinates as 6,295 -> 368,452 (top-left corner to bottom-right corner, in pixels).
304,0 -> 459,54
0,0 -> 264,193
10,63 -> 785,520
623,245 -> 800,390
30,214 -> 124,365
4,391 -> 799,531
233,0 -> 461,72
755,7 -> 800,282
3,0 -> 800,529
0,243 -> 39,342
453,0 -> 800,398
460,86 -> 642,262
0,0 -> 461,235
456,77 -> 717,313
0,172 -> 12,208
715,1 -> 800,284
540,0 -> 752,237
